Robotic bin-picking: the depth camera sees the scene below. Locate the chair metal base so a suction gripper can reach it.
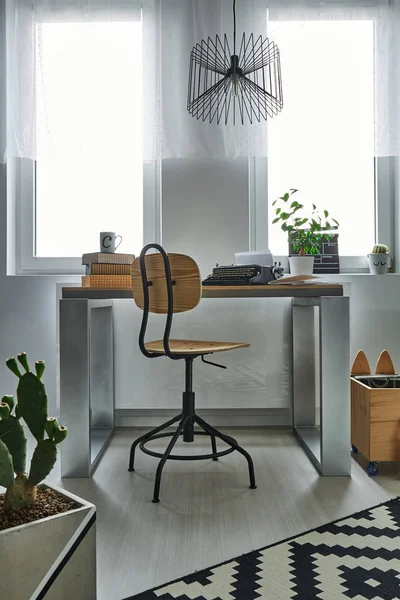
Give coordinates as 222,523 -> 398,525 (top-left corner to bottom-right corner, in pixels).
129,413 -> 257,502
139,430 -> 236,461
128,358 -> 257,503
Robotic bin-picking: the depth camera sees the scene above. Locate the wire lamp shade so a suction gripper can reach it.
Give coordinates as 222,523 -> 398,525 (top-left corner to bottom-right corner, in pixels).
187,0 -> 283,125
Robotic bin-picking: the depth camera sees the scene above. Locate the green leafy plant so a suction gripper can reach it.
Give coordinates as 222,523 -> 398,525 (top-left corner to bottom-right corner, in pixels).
0,353 -> 67,513
272,189 -> 339,256
371,244 -> 389,254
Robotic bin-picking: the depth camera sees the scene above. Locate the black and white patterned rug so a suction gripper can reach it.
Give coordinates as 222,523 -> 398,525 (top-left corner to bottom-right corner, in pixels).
125,497 -> 400,600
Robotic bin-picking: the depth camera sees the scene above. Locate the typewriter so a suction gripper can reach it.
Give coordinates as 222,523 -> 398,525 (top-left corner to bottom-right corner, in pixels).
202,263 -> 284,286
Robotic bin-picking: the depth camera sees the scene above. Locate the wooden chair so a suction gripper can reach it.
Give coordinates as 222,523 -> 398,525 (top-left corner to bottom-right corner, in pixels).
129,243 -> 257,503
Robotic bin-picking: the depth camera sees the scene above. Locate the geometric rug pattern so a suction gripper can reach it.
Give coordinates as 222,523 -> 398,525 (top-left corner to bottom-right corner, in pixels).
125,497 -> 400,600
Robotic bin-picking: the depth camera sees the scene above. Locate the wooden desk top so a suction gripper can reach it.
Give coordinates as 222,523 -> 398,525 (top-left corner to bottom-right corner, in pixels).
62,283 -> 343,300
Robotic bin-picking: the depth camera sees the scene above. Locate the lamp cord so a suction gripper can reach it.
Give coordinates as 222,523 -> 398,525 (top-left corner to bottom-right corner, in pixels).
233,0 -> 236,58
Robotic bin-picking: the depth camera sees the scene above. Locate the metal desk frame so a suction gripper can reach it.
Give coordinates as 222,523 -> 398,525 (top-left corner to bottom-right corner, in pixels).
60,299 -> 114,477
60,285 -> 350,478
292,296 -> 350,476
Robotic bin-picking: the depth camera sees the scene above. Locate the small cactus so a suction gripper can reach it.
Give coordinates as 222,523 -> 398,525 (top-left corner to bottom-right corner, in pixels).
0,354 -> 68,513
371,244 -> 389,254
0,440 -> 14,489
0,415 -> 26,474
17,371 -> 48,441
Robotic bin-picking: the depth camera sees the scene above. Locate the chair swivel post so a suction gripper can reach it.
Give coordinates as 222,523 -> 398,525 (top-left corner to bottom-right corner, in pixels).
183,358 -> 195,442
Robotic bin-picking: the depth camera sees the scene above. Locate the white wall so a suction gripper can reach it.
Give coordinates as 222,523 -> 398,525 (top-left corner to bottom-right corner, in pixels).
1,0 -> 400,420
0,169 -> 56,406
0,2 -> 60,411
113,159 -> 400,418
2,157 -> 400,420
114,158 -> 292,415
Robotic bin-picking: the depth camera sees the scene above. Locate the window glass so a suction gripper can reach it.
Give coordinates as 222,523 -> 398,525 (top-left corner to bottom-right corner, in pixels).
35,21 -> 143,257
267,20 -> 374,256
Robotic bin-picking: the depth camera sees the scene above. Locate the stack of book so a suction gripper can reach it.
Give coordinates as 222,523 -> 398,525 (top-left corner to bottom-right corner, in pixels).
81,252 -> 135,288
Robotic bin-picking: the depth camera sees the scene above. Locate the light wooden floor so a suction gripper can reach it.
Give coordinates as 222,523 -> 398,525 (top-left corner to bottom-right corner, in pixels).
47,428 -> 400,600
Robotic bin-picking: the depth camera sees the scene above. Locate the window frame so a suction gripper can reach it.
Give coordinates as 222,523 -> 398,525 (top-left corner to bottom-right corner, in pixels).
13,4 -> 159,276
248,11 -> 394,273
15,158 -> 160,275
249,155 -> 393,274
10,3 -> 395,275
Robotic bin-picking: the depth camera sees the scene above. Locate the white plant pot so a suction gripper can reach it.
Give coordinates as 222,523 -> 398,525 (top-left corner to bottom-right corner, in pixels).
0,484 -> 96,600
367,253 -> 388,274
289,256 -> 314,276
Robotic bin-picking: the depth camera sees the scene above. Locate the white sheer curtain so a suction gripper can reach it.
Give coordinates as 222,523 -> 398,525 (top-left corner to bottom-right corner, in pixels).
2,0 -> 400,162
158,0 -> 271,158
155,0 -> 400,159
3,0 -> 142,163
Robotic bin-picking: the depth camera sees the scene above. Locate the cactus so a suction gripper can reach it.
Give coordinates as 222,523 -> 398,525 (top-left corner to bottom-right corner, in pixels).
2,395 -> 15,412
372,244 -> 389,254
0,354 -> 68,513
0,416 -> 26,474
0,401 -> 11,420
45,417 -> 59,440
16,371 -> 48,441
0,440 -> 14,489
28,439 -> 58,486
35,361 -> 45,380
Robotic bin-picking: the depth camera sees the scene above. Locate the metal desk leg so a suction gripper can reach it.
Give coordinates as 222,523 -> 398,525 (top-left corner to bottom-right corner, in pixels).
60,299 -> 115,477
292,296 -> 350,476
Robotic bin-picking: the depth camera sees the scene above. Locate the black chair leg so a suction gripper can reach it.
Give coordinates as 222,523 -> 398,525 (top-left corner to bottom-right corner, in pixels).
211,435 -> 218,461
128,413 -> 182,472
196,418 -> 218,461
153,416 -> 189,503
195,414 -> 257,489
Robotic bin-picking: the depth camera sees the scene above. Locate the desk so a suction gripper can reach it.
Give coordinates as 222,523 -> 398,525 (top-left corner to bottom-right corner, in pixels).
60,284 -> 350,477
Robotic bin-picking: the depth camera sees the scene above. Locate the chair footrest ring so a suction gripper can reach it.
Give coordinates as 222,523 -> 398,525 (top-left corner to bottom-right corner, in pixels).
139,430 -> 236,461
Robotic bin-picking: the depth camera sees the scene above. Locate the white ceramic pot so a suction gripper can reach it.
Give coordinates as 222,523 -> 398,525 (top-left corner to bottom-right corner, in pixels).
289,256 -> 314,276
367,253 -> 388,274
0,484 -> 96,600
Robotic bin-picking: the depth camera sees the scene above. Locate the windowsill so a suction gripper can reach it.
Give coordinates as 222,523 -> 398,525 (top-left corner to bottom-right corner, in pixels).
310,272 -> 399,279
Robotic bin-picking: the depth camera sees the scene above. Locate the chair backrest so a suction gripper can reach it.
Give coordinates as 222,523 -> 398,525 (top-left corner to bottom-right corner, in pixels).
131,247 -> 201,314
131,244 -> 202,360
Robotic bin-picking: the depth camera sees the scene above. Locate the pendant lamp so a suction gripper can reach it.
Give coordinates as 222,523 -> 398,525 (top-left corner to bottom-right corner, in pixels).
187,0 -> 283,125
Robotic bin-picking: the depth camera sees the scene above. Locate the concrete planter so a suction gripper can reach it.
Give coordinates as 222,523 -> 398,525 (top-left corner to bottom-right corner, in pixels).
0,483 -> 96,600
367,253 -> 389,274
289,256 -> 314,276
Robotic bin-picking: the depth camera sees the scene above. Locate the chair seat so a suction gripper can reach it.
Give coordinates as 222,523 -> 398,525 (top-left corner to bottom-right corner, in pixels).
144,339 -> 250,355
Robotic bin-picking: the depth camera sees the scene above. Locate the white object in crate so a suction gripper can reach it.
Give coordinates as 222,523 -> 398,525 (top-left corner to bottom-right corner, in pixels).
235,250 -> 273,266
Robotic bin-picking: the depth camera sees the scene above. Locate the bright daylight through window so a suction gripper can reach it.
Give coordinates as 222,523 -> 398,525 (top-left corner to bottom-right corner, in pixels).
35,21 -> 143,258
267,20 -> 374,257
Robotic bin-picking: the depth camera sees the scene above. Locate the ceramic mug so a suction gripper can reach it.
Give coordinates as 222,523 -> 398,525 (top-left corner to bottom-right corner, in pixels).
100,232 -> 122,253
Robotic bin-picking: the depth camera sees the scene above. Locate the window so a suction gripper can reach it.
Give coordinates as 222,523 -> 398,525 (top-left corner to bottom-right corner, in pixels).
14,9 -> 152,274
267,19 -> 376,260
35,20 -> 143,259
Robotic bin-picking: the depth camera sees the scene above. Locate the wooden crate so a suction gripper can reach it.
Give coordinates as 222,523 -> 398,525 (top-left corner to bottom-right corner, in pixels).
351,377 -> 400,462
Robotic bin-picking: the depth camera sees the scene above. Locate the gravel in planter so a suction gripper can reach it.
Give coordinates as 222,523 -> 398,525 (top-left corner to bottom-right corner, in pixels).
0,487 -> 78,531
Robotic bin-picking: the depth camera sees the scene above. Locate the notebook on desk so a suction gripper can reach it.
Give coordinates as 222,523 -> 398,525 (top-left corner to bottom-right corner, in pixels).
270,275 -> 333,285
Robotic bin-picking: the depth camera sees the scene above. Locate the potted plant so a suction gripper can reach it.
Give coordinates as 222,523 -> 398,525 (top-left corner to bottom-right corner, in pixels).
367,244 -> 389,274
272,189 -> 339,275
0,353 -> 96,600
